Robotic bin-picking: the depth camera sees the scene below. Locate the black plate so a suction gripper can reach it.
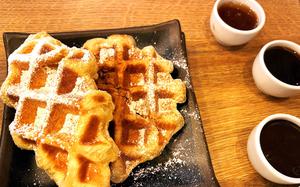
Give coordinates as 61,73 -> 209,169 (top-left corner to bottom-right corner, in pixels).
0,20 -> 219,187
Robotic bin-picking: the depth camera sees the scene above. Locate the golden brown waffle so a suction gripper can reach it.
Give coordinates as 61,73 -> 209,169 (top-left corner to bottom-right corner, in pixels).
83,35 -> 186,183
1,32 -> 119,187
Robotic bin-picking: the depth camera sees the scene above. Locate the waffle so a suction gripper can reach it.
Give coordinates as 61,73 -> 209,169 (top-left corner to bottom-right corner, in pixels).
83,35 -> 186,183
1,32 -> 119,187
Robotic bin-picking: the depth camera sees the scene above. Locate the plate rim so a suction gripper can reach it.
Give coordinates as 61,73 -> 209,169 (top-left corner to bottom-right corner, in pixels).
3,19 -> 182,38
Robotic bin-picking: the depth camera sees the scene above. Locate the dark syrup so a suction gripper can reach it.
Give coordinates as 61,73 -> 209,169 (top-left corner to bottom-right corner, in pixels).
218,2 -> 258,30
264,47 -> 300,86
260,120 -> 300,178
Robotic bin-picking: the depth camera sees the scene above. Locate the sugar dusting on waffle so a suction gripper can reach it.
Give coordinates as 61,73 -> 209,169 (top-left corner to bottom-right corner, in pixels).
127,39 -> 202,186
83,34 -> 189,184
1,32 -> 118,187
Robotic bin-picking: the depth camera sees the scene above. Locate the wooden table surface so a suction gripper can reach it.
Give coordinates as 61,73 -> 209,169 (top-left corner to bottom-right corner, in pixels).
0,0 -> 299,186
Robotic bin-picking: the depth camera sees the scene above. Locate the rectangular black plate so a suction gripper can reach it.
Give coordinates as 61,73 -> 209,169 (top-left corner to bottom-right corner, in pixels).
0,20 -> 219,187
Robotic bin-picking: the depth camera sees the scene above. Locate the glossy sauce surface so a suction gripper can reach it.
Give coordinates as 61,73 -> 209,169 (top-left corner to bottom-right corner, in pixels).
260,120 -> 300,178
264,47 -> 300,86
218,2 -> 258,30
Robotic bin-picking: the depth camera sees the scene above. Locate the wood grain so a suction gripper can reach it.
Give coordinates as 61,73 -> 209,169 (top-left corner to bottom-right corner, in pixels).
0,0 -> 299,186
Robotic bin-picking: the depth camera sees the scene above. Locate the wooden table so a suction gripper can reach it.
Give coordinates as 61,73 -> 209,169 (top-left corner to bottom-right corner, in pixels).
0,0 -> 299,186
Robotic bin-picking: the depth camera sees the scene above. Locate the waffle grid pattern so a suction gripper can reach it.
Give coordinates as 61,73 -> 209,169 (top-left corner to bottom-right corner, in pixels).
83,35 -> 186,183
1,32 -> 118,187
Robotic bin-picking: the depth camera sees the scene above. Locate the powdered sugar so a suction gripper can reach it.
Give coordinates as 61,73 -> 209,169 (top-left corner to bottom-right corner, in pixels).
129,143 -> 190,187
68,47 -> 92,63
99,48 -> 115,65
180,107 -> 200,122
132,156 -> 186,179
137,128 -> 146,148
59,114 -> 79,135
128,98 -> 148,116
34,107 -> 49,133
147,59 -> 156,114
122,40 -> 203,186
6,33 -> 97,152
169,48 -> 193,91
